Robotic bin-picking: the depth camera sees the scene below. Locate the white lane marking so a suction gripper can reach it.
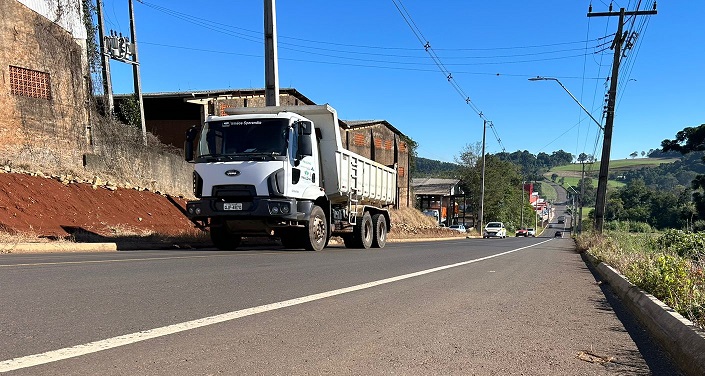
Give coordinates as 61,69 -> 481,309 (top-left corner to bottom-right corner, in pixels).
0,239 -> 552,372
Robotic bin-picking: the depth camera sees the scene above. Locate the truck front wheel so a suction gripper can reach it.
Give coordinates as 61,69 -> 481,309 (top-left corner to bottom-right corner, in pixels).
371,213 -> 387,248
210,222 -> 241,251
304,205 -> 327,251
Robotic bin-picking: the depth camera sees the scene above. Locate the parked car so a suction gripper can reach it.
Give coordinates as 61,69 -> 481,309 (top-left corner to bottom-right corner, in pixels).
527,228 -> 536,237
448,224 -> 467,233
515,227 -> 528,237
483,222 -> 507,238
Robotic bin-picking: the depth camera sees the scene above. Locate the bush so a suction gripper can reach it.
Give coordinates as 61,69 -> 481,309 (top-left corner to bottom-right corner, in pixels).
656,229 -> 705,261
604,220 -> 651,233
577,230 -> 705,329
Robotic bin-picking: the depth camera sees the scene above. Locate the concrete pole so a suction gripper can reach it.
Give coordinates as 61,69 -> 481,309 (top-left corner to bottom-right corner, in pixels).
128,0 -> 147,144
479,120 -> 487,235
264,0 -> 280,106
96,0 -> 113,116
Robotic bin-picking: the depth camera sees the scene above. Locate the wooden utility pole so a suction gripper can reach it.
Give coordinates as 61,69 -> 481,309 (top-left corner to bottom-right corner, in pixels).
96,0 -> 113,115
128,0 -> 147,144
264,0 -> 280,106
588,4 -> 657,232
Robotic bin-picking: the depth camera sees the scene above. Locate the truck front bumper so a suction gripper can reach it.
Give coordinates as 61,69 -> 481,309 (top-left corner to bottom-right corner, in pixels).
186,197 -> 307,222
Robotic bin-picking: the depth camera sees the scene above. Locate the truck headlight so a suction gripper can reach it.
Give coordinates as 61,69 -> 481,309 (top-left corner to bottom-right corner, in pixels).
268,202 -> 290,215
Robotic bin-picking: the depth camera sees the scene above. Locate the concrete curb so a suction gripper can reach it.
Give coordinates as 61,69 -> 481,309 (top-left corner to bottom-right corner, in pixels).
0,242 -> 118,253
584,252 -> 705,376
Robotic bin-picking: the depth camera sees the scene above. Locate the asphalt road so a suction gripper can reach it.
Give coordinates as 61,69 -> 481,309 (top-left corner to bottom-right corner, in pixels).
0,235 -> 680,375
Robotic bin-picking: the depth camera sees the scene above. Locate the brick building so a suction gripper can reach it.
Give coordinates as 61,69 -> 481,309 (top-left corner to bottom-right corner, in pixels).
0,0 -> 90,169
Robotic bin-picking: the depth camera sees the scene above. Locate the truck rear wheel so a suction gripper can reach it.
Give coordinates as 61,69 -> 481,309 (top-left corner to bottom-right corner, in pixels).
210,223 -> 241,251
304,205 -> 327,251
355,212 -> 373,249
371,213 -> 387,248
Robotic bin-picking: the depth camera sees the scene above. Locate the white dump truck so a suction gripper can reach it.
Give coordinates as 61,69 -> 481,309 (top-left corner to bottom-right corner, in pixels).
184,104 -> 397,251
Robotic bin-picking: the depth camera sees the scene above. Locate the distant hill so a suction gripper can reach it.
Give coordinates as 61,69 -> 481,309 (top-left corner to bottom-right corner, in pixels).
547,157 -> 681,190
414,157 -> 461,178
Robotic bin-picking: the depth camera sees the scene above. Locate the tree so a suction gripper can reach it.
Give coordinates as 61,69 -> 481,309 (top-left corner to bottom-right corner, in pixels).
662,124 -> 705,223
630,151 -> 638,159
456,145 -> 525,229
641,151 -> 646,157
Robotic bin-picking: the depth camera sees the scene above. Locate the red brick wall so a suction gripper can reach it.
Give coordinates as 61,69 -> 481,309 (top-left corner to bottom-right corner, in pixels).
0,1 -> 89,169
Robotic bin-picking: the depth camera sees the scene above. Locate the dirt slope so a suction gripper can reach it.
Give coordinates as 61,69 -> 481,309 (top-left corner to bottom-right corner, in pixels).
0,172 -> 194,239
0,171 -> 465,242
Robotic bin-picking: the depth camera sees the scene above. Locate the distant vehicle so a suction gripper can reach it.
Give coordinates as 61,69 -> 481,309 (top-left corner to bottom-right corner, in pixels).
527,228 -> 536,237
557,215 -> 566,224
515,227 -> 528,237
448,224 -> 467,233
483,222 -> 506,239
554,231 -> 562,238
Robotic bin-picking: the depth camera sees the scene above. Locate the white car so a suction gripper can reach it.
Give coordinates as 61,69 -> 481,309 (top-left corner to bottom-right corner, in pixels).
526,228 -> 536,237
483,222 -> 506,238
448,224 -> 467,233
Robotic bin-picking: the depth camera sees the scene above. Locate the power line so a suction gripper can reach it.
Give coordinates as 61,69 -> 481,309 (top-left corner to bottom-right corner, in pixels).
134,1 -> 606,68
390,0 -> 505,152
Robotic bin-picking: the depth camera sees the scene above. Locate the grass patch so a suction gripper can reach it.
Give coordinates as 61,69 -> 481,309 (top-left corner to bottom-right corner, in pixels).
577,230 -> 705,329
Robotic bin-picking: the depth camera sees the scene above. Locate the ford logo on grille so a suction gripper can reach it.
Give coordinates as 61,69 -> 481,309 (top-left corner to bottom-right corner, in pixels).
224,170 -> 241,177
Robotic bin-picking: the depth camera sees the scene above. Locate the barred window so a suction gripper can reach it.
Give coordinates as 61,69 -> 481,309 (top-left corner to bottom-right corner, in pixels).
9,66 -> 52,100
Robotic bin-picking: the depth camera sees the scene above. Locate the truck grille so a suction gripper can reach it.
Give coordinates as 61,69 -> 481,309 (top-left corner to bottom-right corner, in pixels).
212,185 -> 256,200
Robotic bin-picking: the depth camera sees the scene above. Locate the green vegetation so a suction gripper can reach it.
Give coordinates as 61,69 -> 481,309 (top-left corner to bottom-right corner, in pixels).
536,181 -> 557,203
577,229 -> 704,329
414,157 -> 459,177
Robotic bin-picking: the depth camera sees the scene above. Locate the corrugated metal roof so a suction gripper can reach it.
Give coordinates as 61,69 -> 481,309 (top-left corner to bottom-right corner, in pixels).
341,119 -> 404,137
411,178 -> 462,195
115,88 -> 316,105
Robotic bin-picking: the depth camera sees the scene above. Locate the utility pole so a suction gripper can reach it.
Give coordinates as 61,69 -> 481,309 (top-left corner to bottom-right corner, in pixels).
520,181 -> 525,227
479,120 -> 487,235
128,0 -> 147,144
588,3 -> 656,233
578,160 -> 587,233
96,0 -> 113,116
264,0 -> 280,106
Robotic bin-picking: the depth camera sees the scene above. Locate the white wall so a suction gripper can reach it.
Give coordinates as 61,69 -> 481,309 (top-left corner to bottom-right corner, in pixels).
17,0 -> 87,39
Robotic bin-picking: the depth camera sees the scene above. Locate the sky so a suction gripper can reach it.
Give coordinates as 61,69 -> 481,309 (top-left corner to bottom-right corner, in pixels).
100,0 -> 705,163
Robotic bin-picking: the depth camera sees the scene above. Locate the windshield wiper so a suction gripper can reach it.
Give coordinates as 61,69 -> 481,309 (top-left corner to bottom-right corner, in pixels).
196,153 -> 240,162
240,152 -> 281,159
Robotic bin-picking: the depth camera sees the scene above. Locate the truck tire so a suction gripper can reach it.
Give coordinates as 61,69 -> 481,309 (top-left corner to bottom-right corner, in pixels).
371,213 -> 387,248
210,224 -> 241,251
303,205 -> 327,251
355,212 -> 374,249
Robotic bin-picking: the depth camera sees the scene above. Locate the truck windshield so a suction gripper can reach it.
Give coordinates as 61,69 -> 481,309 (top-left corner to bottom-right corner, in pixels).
197,119 -> 289,160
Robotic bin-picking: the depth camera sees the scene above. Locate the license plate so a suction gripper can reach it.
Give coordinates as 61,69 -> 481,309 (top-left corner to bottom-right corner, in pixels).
223,202 -> 243,211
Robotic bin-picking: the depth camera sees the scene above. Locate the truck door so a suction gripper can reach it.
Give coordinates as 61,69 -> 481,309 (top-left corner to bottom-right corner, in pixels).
289,121 -> 317,197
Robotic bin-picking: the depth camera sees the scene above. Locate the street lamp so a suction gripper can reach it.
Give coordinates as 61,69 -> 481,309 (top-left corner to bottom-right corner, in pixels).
528,76 -> 604,131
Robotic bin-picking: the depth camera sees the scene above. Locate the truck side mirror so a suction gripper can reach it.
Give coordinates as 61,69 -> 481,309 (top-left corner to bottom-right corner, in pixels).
298,135 -> 313,158
184,125 -> 198,162
298,121 -> 313,136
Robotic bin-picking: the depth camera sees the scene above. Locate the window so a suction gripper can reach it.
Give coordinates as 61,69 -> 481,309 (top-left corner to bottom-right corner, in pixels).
9,66 -> 52,100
